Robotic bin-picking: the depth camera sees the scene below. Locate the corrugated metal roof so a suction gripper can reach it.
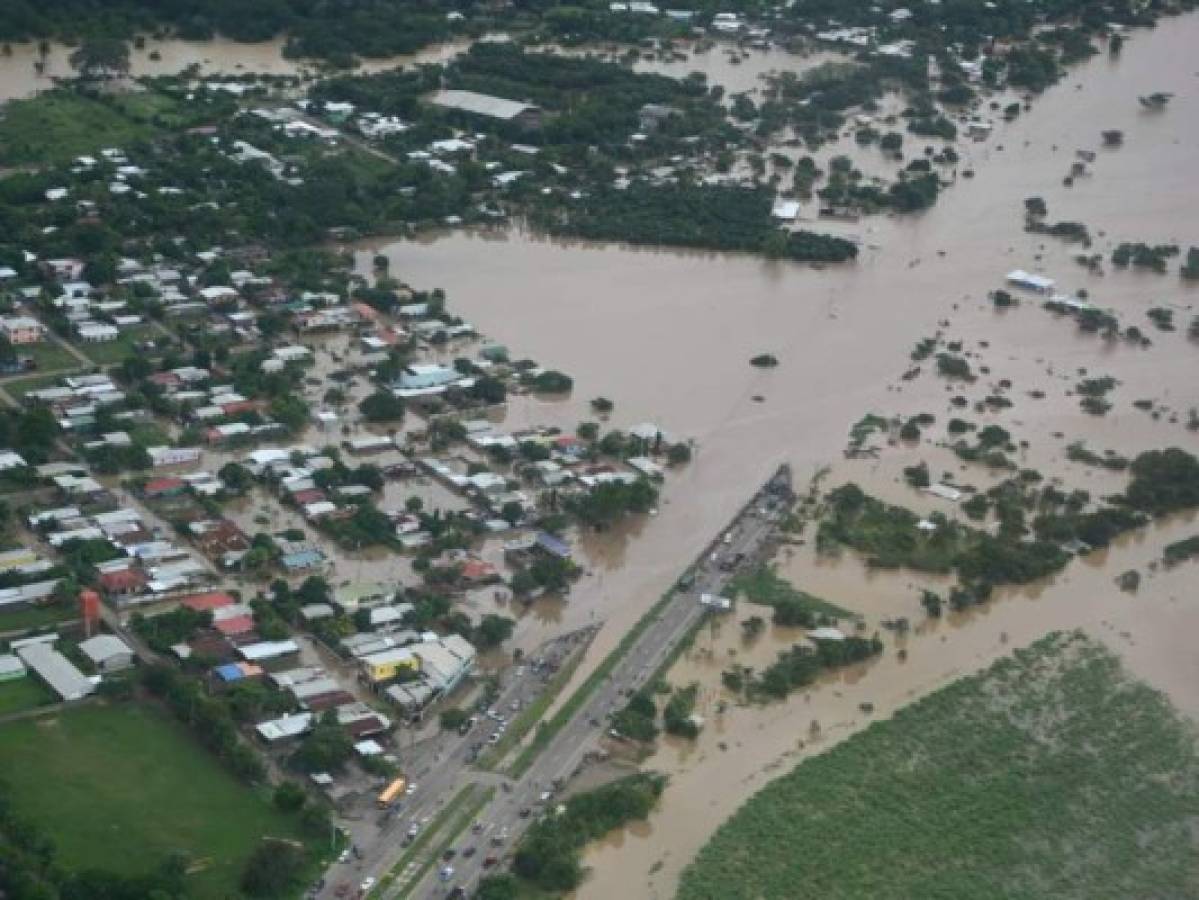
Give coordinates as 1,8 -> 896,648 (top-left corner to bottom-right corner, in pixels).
429,89 -> 538,121
17,643 -> 94,701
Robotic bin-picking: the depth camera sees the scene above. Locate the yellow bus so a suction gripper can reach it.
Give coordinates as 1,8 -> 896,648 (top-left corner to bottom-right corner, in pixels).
377,777 -> 408,808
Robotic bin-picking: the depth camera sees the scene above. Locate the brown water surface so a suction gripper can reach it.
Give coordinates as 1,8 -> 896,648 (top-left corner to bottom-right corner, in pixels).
359,15 -> 1199,895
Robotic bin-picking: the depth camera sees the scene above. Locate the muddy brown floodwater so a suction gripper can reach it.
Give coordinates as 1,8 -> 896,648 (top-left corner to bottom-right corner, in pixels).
0,35 -> 481,103
360,13 -> 1199,897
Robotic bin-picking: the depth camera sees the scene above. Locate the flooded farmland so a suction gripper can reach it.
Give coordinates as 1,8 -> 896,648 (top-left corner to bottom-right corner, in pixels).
357,12 -> 1199,896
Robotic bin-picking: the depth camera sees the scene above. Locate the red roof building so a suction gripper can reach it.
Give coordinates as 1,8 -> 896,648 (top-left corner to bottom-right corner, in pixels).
220,399 -> 261,417
461,559 -> 500,584
148,372 -> 182,389
143,476 -> 187,498
290,488 -> 326,507
192,519 -> 251,556
213,614 -> 255,637
181,591 -> 236,612
98,568 -> 147,597
305,690 -> 356,712
344,716 -> 388,738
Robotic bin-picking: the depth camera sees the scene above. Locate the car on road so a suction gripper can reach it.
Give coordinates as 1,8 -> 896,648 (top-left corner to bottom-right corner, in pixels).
483,855 -> 499,868
442,848 -> 457,861
518,807 -> 532,818
462,846 -> 476,858
439,865 -> 454,882
487,733 -> 501,745
359,876 -> 376,893
447,888 -> 466,899
471,822 -> 484,834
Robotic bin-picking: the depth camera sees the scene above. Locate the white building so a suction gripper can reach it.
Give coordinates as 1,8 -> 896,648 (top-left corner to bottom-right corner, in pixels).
79,634 -> 134,673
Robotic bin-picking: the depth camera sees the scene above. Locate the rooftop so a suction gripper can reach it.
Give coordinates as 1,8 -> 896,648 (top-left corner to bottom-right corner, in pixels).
429,89 -> 540,122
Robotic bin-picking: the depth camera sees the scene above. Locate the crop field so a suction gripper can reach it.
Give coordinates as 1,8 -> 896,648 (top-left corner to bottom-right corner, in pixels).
678,631 -> 1199,900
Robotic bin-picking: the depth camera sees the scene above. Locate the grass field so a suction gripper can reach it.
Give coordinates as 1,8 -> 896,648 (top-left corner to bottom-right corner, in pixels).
0,677 -> 55,716
678,631 -> 1199,900
0,602 -> 77,634
81,328 -> 153,365
3,372 -> 75,401
0,701 -> 310,897
22,339 -> 84,373
0,92 -> 159,166
731,565 -> 853,619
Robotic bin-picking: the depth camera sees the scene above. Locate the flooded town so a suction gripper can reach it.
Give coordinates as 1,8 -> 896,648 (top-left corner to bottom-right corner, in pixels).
0,1 -> 1195,899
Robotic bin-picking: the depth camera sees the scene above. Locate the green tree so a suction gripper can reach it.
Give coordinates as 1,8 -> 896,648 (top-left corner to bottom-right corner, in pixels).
439,708 -> 470,731
358,390 -> 405,422
219,462 -> 254,493
273,780 -> 307,813
474,614 -> 515,649
69,38 -> 131,81
477,874 -> 521,900
500,500 -> 524,526
240,838 -> 305,897
291,711 -> 352,773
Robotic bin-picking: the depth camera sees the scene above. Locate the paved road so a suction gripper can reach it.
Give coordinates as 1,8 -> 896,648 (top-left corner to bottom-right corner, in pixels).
398,466 -> 794,899
319,631 -> 592,900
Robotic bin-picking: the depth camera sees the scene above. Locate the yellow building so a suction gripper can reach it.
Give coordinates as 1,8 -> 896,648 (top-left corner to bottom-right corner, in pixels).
361,647 -> 420,684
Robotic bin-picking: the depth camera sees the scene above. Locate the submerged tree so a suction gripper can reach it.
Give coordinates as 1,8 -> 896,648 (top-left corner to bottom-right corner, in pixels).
69,38 -> 131,81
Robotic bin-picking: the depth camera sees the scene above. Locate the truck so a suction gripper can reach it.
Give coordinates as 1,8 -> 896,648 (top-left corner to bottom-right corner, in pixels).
376,776 -> 408,809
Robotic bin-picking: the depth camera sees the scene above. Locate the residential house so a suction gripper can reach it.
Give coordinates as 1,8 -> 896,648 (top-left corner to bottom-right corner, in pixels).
0,316 -> 46,345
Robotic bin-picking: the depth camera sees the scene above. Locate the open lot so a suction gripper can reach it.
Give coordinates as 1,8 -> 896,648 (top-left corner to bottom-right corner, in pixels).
0,91 -> 159,166
0,677 -> 56,716
2,371 -> 76,401
81,327 -> 155,365
0,701 -> 311,897
0,602 -> 77,634
21,340 -> 84,374
678,631 -> 1199,900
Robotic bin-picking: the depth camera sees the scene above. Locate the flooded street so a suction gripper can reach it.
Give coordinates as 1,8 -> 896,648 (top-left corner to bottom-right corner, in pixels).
360,14 -> 1199,896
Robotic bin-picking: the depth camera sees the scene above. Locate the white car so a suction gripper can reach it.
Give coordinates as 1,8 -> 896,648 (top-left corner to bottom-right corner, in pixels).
360,875 -> 376,892
406,782 -> 417,796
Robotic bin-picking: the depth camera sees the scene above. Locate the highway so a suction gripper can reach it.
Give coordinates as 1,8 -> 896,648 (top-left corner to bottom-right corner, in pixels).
398,464 -> 794,899
320,630 -> 591,899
